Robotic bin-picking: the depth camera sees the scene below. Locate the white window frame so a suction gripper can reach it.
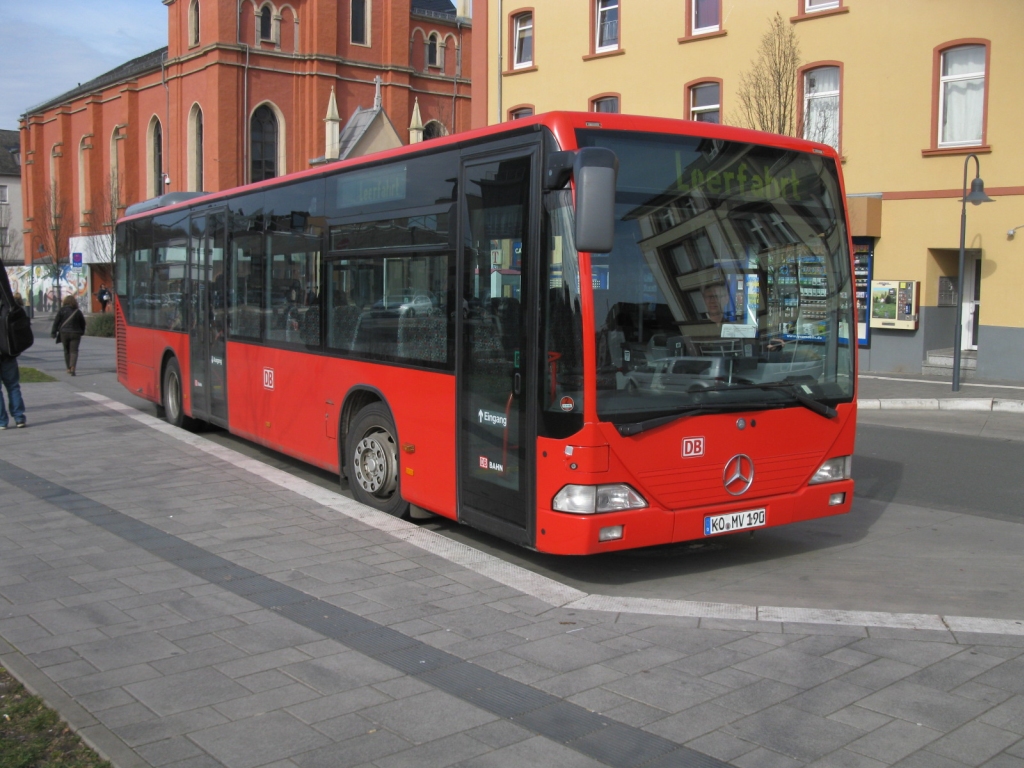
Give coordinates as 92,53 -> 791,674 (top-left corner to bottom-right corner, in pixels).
513,13 -> 533,68
939,45 -> 985,148
690,83 -> 720,122
692,0 -> 719,35
595,0 -> 619,53
189,0 -> 200,46
803,66 -> 840,150
805,0 -> 839,11
591,96 -> 619,114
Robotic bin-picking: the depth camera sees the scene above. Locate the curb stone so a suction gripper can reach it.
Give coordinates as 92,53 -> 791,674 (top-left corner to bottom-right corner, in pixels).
860,398 -> 1024,411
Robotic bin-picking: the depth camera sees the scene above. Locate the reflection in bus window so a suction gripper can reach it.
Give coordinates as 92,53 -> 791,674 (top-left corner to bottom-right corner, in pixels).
265,234 -> 320,347
325,253 -> 452,367
578,129 -> 854,422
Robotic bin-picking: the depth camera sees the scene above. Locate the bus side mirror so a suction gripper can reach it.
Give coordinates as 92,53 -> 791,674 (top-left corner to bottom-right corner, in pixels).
573,147 -> 618,254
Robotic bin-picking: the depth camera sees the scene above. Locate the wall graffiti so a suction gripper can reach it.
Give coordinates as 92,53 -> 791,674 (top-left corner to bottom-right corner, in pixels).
5,266 -> 90,312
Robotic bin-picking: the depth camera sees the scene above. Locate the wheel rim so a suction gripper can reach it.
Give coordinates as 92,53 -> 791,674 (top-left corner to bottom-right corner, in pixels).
353,429 -> 397,498
167,370 -> 181,420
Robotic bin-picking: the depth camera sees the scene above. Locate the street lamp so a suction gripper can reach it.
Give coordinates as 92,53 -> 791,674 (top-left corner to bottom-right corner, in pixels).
952,154 -> 994,391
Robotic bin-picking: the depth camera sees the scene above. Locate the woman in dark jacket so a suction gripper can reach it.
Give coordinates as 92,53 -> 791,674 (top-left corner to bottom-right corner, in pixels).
51,295 -> 86,375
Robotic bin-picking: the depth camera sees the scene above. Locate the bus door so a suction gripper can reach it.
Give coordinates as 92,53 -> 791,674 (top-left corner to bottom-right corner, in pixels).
187,210 -> 228,425
457,147 -> 540,545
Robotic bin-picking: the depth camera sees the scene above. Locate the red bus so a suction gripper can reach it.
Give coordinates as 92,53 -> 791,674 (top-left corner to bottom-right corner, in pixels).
115,112 -> 856,555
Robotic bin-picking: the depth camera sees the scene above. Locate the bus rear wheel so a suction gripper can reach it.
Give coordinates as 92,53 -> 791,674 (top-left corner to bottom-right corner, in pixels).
346,403 -> 409,518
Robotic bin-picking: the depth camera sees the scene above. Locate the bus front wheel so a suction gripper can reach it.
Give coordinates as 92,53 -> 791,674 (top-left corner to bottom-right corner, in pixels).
346,404 -> 409,518
162,358 -> 196,430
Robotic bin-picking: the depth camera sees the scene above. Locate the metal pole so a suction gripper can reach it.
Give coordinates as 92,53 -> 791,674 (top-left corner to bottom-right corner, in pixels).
952,182 -> 967,391
953,153 -> 978,392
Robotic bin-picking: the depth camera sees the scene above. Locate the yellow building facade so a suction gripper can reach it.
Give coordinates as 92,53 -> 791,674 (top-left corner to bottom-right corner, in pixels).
471,0 -> 1024,380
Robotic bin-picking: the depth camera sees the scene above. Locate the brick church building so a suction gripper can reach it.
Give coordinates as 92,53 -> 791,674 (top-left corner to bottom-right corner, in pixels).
18,0 -> 471,308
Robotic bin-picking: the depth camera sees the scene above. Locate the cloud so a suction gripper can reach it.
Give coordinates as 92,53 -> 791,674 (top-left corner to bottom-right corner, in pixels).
0,1 -> 167,128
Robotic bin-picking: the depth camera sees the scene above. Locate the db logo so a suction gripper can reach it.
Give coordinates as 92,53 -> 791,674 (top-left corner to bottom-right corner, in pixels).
263,368 -> 275,390
479,456 -> 489,469
682,436 -> 705,458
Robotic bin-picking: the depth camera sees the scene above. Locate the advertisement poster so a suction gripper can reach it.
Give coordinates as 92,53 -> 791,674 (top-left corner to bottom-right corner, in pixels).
869,279 -> 919,330
5,265 -> 90,312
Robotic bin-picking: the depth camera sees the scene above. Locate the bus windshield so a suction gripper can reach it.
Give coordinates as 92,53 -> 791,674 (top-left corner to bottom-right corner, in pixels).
576,130 -> 855,424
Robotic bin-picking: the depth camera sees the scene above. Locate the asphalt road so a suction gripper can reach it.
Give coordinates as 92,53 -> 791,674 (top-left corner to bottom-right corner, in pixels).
14,334 -> 1024,620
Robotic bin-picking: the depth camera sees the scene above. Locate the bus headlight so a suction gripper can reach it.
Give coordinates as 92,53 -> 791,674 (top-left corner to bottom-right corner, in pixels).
552,484 -> 648,514
809,456 -> 852,484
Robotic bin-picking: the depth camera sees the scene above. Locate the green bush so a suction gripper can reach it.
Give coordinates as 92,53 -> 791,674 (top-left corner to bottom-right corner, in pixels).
86,313 -> 115,337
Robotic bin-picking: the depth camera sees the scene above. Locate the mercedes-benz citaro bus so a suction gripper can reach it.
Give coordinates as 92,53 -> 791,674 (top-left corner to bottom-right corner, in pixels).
114,112 -> 856,555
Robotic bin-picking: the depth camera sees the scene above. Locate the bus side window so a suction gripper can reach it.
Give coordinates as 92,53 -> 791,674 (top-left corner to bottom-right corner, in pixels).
229,232 -> 264,340
129,219 -> 154,326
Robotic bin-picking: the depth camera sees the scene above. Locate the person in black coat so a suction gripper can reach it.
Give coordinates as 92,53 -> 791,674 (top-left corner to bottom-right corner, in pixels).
0,267 -> 28,428
51,295 -> 86,375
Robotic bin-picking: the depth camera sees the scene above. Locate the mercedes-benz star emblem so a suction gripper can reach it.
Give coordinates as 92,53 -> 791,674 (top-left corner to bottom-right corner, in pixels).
723,454 -> 754,496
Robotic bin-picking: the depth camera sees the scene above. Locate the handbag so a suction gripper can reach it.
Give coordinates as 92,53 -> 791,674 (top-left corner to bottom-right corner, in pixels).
56,308 -> 82,338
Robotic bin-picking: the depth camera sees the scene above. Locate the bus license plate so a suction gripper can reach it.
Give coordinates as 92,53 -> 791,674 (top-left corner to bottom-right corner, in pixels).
704,508 -> 766,536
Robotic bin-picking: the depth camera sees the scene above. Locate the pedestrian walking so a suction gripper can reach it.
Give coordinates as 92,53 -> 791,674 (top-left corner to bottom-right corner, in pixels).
51,295 -> 86,376
0,268 -> 31,429
97,285 -> 111,313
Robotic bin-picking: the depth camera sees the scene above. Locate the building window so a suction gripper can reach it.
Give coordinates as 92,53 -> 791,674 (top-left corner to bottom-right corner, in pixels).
595,0 -> 618,52
692,0 -> 719,34
189,105 -> 205,192
803,65 -> 840,150
513,13 -> 533,68
427,33 -> 439,67
423,121 -> 447,140
259,5 -> 273,41
689,82 -> 720,123
0,185 -> 7,204
509,106 -> 534,120
351,0 -> 368,45
591,95 -> 619,113
151,119 -> 163,197
251,105 -> 279,182
189,0 -> 200,46
939,45 -> 986,147
0,228 -> 8,248
805,0 -> 839,10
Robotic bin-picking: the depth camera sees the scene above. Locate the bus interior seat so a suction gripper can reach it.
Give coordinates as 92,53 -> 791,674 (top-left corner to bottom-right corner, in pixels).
299,305 -> 320,345
397,313 -> 447,363
329,305 -> 362,351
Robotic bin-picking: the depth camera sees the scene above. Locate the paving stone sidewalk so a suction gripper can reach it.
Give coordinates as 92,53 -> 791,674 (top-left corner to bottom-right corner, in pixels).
2,384 -> 1024,768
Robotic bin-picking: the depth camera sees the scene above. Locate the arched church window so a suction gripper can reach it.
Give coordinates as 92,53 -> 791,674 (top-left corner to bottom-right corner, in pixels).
251,105 -> 278,182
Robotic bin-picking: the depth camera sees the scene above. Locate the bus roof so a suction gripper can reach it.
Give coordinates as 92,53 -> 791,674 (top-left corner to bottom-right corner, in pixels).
117,111 -> 840,224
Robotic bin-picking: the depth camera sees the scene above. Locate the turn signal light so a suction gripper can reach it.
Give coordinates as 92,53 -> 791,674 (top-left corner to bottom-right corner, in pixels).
552,484 -> 648,514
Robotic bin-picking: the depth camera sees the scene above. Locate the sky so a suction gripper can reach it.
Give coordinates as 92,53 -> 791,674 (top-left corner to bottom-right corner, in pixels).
0,0 -> 168,129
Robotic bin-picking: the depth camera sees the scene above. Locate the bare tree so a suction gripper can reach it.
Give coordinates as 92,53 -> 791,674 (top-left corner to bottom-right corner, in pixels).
89,170 -> 121,266
736,13 -> 801,136
0,202 -> 23,266
425,95 -> 455,139
39,181 -> 74,304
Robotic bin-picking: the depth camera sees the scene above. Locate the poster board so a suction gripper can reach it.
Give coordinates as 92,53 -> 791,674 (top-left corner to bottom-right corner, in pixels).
869,280 -> 919,330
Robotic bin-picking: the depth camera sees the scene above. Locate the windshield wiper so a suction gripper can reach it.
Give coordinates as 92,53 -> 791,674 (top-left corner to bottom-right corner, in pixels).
701,381 -> 839,420
615,382 -> 839,436
615,402 -> 759,437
